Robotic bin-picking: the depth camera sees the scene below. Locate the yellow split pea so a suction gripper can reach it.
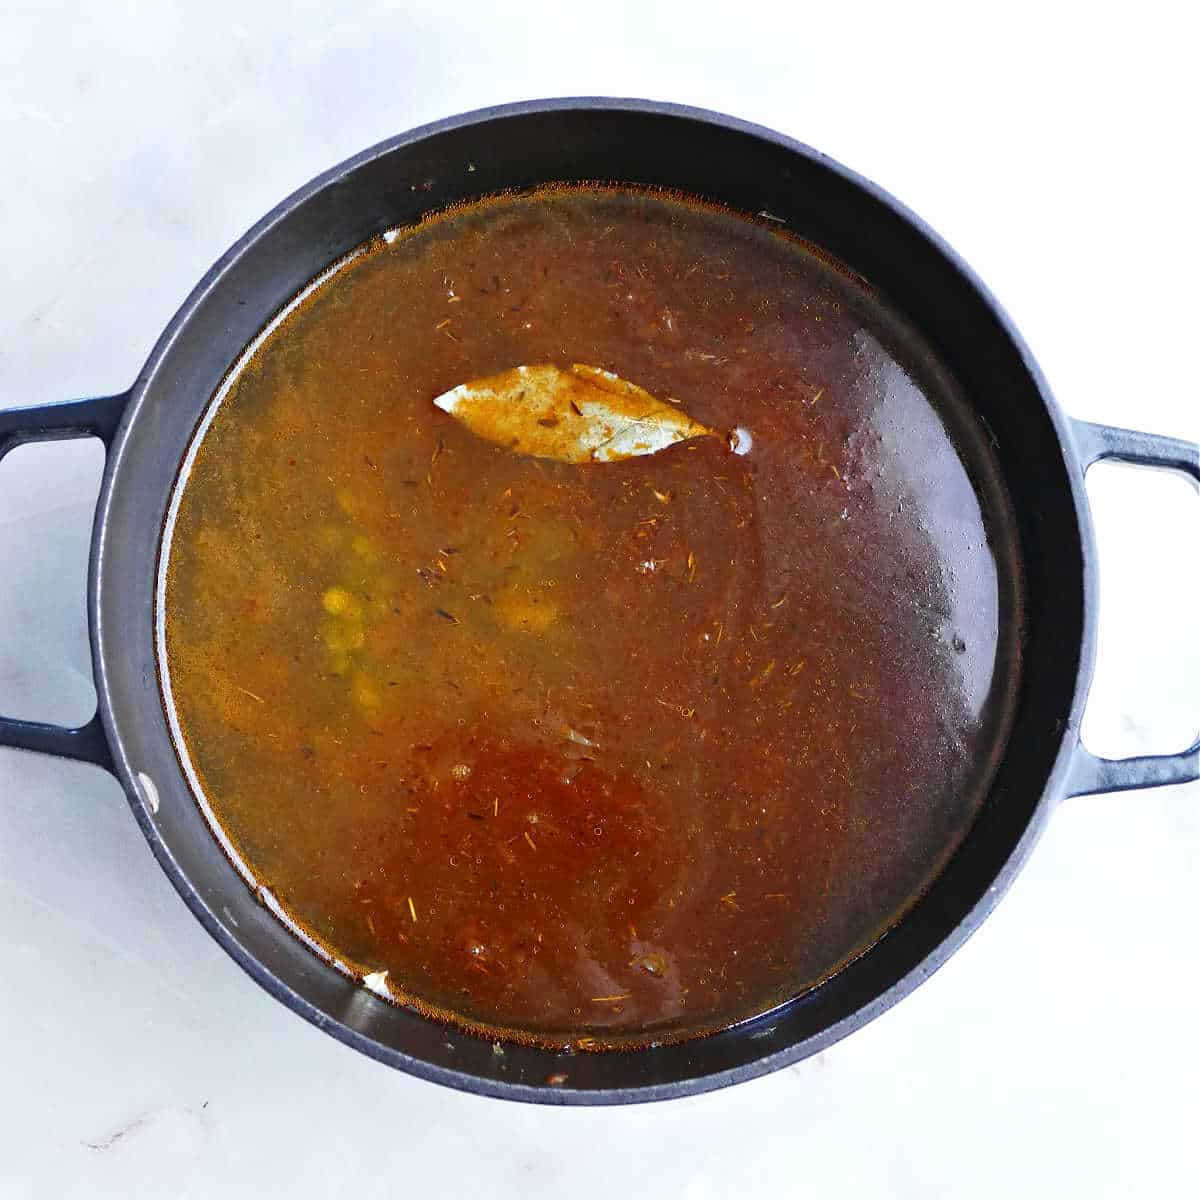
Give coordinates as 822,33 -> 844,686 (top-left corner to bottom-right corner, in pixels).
494,589 -> 559,634
322,586 -> 360,617
321,586 -> 366,668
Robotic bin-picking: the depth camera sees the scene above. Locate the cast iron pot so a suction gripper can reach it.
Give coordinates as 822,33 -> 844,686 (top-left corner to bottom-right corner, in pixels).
2,99 -> 1196,1104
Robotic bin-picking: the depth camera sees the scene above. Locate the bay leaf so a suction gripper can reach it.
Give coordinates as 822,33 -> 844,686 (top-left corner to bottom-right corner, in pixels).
432,364 -> 715,463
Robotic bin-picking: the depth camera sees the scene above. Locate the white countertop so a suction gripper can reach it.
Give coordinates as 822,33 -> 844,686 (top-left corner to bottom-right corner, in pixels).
2,3 -> 1196,1196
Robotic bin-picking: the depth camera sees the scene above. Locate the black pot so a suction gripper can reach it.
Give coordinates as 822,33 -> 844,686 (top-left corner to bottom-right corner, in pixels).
2,99 -> 1196,1105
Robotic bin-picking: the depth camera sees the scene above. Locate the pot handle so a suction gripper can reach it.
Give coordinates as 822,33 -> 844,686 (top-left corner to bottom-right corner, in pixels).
1066,419 -> 1200,796
0,392 -> 130,772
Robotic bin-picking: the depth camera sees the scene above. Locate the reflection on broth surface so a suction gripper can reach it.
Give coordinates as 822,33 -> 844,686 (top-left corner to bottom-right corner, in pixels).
161,187 -> 1021,1047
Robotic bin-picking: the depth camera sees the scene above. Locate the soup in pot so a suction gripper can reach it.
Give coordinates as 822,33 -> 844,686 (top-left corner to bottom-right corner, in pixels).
160,186 -> 1021,1047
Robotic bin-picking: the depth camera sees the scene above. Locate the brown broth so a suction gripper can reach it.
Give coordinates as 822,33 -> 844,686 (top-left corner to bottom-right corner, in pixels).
161,187 -> 1021,1047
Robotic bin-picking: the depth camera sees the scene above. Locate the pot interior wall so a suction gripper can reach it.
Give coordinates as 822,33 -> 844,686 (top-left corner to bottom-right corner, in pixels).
94,103 -> 1084,1100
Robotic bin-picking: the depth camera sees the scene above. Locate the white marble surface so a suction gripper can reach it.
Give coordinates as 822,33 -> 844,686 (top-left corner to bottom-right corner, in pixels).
1,3 -> 1197,1196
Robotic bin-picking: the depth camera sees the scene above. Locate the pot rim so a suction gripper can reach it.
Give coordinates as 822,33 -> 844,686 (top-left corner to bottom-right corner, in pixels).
87,96 -> 1095,1103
